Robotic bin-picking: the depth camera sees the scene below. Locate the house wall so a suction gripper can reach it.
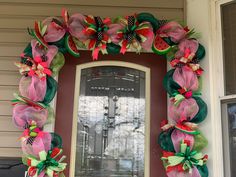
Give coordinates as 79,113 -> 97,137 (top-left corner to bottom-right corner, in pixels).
0,0 -> 185,157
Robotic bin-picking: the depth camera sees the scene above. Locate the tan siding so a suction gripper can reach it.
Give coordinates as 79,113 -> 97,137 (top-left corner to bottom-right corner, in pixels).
0,3 -> 184,17
0,71 -> 20,86
0,1 -> 185,157
0,116 -> 18,132
0,147 -> 22,157
0,44 -> 26,57
0,0 -> 185,8
0,30 -> 31,43
0,57 -> 18,71
0,132 -> 21,147
0,86 -> 18,100
0,101 -> 14,116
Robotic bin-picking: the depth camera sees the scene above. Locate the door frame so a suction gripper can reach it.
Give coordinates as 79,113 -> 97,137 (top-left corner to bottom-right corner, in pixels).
70,61 -> 151,177
55,51 -> 167,177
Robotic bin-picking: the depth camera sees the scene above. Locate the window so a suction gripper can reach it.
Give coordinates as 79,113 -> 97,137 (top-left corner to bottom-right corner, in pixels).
221,2 -> 236,177
221,2 -> 236,95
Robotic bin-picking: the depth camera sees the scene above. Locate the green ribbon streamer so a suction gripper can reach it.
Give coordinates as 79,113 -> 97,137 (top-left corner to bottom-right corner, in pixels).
12,93 -> 49,109
163,142 -> 205,173
172,91 -> 202,106
29,125 -> 38,137
88,23 -> 109,33
28,150 -> 66,177
37,158 -> 59,175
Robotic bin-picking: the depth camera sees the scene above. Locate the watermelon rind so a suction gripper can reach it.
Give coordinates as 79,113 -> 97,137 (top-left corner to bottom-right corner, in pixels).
175,124 -> 200,135
152,35 -> 171,55
152,45 -> 171,55
65,35 -> 80,57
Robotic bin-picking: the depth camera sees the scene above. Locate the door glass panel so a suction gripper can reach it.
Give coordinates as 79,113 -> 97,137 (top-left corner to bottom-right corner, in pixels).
75,66 -> 146,177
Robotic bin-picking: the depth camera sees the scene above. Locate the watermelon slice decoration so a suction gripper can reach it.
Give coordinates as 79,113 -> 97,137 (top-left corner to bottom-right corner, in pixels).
28,22 -> 48,48
175,124 -> 200,135
152,34 -> 171,55
65,34 -> 80,57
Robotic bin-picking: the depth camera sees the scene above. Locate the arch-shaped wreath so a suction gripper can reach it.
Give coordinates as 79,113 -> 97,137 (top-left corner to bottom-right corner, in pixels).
12,9 -> 208,177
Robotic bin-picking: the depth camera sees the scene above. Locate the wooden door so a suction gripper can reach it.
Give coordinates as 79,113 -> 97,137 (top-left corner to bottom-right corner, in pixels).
55,51 -> 167,177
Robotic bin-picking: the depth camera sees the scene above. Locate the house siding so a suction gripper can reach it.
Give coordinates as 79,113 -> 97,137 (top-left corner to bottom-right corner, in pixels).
0,0 -> 185,157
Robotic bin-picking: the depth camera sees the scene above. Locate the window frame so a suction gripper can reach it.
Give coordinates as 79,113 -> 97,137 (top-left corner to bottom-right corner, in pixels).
221,98 -> 236,177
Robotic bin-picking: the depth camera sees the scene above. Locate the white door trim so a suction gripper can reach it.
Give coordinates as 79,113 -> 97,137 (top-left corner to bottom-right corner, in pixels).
70,61 -> 151,177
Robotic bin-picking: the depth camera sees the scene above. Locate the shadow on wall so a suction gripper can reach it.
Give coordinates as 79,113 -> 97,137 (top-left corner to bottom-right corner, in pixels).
0,158 -> 27,177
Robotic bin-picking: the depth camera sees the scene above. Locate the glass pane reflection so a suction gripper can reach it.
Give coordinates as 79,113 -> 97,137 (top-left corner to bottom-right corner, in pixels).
75,66 -> 146,177
222,3 -> 236,95
227,103 -> 236,175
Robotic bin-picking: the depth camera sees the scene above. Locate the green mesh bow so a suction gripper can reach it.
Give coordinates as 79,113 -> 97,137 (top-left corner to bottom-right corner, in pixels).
27,148 -> 66,177
161,140 -> 208,173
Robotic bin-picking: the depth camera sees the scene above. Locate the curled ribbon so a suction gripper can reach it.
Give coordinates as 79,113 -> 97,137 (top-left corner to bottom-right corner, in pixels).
172,87 -> 201,106
15,40 -> 57,80
161,140 -> 208,173
116,15 -> 154,54
27,148 -> 66,177
20,121 -> 44,145
83,15 -> 111,60
15,54 -> 52,80
170,48 -> 204,76
157,21 -> 187,43
27,56 -> 52,80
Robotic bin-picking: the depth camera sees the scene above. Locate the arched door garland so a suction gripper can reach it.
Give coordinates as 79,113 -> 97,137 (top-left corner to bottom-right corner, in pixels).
11,9 -> 208,177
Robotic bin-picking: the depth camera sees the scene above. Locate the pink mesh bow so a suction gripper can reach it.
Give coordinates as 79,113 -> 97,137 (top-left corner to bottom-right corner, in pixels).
21,121 -> 52,157
173,66 -> 199,91
19,76 -> 47,102
171,129 -> 194,152
107,23 -> 124,44
31,40 -> 58,69
16,40 -> 58,80
12,103 -> 48,129
157,21 -> 187,43
170,39 -> 203,76
169,98 -> 199,123
175,39 -> 199,59
30,39 -> 57,79
43,17 -> 66,43
167,167 -> 201,177
43,10 -> 86,42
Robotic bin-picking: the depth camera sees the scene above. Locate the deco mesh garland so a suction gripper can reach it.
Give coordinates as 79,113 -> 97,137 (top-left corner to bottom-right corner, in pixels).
12,9 -> 208,177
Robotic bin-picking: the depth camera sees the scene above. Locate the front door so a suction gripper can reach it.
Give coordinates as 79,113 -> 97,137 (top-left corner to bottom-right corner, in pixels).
55,51 -> 167,177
